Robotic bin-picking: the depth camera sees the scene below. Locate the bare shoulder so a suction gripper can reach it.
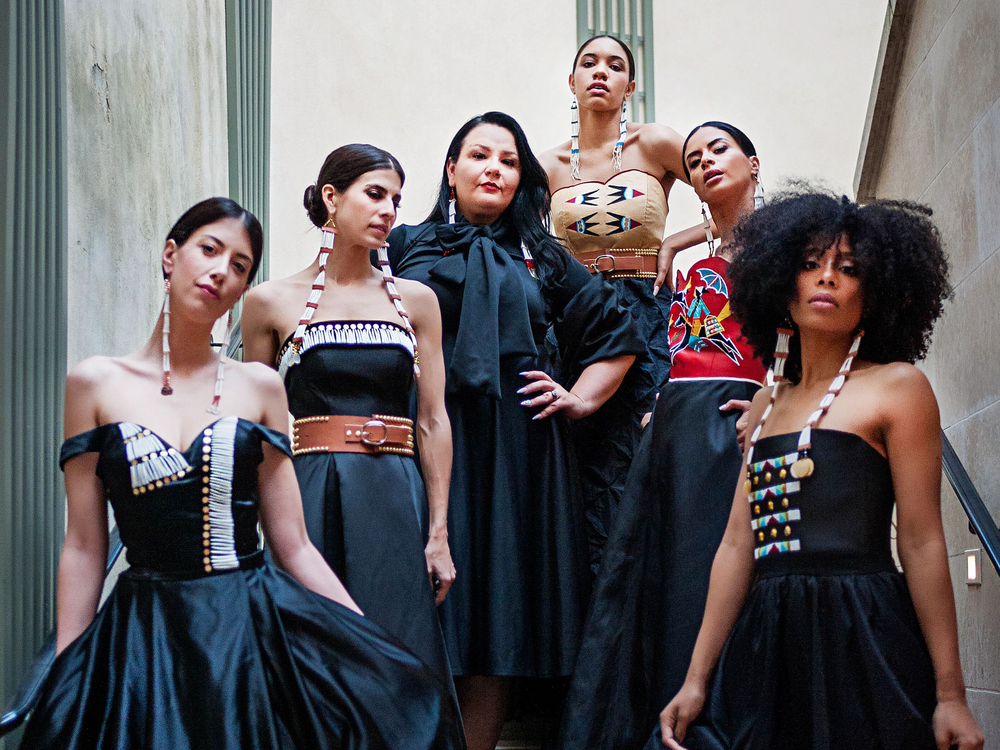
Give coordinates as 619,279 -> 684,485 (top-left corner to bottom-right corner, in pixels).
746,382 -> 774,425
394,277 -> 436,303
244,277 -> 291,313
234,359 -> 286,397
539,141 -> 570,172
394,277 -> 441,317
868,361 -> 933,399
67,354 -> 123,387
636,122 -> 684,152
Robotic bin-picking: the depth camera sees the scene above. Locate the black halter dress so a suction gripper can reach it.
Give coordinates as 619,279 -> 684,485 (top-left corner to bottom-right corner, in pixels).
280,321 -> 455,690
645,429 -> 938,750
20,417 -> 464,749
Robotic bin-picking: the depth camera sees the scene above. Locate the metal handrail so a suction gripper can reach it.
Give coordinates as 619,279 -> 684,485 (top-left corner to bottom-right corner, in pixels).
942,430 -> 1000,576
0,526 -> 125,738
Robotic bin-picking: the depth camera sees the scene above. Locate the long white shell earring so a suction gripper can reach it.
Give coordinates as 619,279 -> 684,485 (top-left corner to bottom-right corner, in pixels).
701,203 -> 716,256
448,187 -> 457,224
612,98 -> 627,172
160,277 -> 173,395
754,172 -> 765,210
570,95 -> 581,181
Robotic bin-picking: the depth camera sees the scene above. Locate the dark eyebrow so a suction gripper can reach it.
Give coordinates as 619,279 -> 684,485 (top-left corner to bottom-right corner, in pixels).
686,137 -> 730,163
581,52 -> 626,64
201,234 -> 223,246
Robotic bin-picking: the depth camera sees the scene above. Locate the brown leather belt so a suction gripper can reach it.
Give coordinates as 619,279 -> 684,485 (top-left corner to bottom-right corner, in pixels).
292,414 -> 415,457
572,249 -> 659,278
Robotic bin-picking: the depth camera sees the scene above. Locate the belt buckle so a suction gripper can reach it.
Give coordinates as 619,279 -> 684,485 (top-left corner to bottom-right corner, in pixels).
590,254 -> 616,273
360,419 -> 389,447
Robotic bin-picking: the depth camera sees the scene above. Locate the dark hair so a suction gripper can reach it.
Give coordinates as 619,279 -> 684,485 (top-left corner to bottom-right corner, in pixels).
166,197 -> 264,282
573,34 -> 635,83
728,188 -> 950,383
681,121 -> 757,181
303,143 -> 405,228
427,111 -> 566,280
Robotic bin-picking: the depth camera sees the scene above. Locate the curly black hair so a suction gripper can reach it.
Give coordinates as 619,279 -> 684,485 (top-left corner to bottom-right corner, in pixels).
728,188 -> 950,383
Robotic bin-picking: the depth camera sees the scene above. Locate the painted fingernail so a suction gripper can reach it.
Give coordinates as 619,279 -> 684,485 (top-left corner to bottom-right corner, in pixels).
532,414 -> 541,420
516,387 -> 526,394
518,371 -> 529,376
520,399 -> 531,406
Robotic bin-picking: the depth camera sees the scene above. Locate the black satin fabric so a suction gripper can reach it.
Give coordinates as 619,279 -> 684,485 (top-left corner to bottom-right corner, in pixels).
560,379 -> 758,750
387,220 -> 643,678
645,431 -> 937,750
284,336 -> 456,692
21,419 -> 464,749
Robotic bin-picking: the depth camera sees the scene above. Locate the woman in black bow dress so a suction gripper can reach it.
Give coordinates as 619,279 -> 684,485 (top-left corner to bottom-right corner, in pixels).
20,198 -> 464,749
387,111 -> 643,750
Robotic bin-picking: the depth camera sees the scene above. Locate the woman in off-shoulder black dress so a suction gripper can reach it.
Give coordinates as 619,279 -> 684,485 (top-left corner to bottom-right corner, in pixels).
21,198 -> 463,750
388,111 -> 642,750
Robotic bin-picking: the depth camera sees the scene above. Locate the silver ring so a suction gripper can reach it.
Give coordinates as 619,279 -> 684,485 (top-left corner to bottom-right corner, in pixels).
550,389 -> 558,400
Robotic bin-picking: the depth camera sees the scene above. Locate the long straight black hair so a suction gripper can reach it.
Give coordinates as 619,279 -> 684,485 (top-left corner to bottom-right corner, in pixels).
427,111 -> 566,280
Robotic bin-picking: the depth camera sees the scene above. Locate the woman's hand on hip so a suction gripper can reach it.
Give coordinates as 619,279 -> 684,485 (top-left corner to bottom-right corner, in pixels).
518,371 -> 592,420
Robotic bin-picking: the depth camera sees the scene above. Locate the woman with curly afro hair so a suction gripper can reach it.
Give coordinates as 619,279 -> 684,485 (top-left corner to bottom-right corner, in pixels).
654,190 -> 983,750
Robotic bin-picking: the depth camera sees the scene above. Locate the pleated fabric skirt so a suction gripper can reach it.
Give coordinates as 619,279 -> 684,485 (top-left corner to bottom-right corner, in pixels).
645,569 -> 937,750
20,562 -> 465,750
560,378 -> 757,750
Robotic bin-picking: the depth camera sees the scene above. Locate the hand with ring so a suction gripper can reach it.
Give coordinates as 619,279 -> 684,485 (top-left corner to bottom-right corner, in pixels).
518,370 -> 590,420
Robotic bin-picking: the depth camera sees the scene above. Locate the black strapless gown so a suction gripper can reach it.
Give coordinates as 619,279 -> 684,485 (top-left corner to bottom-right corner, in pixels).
20,417 -> 464,749
646,429 -> 937,750
282,321 -> 455,690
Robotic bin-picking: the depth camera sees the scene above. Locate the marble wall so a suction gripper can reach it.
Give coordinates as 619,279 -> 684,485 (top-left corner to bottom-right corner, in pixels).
64,0 -> 229,367
870,0 -> 1000,736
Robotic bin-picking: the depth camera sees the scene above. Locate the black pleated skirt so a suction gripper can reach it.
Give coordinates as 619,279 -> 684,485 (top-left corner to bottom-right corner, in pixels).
645,569 -> 937,750
560,378 -> 758,750
20,562 -> 464,749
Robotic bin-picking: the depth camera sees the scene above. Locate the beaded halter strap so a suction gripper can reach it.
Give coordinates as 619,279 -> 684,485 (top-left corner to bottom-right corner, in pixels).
744,331 -> 863,494
375,244 -> 420,375
277,227 -> 420,379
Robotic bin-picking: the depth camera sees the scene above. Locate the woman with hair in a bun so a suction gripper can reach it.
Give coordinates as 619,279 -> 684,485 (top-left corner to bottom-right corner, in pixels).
242,145 -> 462,711
559,122 -> 766,750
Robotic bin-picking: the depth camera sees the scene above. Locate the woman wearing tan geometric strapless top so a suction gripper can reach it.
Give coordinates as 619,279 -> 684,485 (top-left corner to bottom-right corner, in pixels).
541,35 -> 718,573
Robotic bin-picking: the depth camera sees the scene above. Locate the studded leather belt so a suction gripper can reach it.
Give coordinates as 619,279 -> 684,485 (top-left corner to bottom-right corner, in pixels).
292,414 -> 415,457
573,248 -> 659,278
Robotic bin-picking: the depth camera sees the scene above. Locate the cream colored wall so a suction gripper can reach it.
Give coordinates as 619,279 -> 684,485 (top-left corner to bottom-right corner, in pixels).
655,1 -> 888,275
268,1 -> 577,280
269,2 -> 885,280
871,0 -> 1000,738
65,1 -> 229,367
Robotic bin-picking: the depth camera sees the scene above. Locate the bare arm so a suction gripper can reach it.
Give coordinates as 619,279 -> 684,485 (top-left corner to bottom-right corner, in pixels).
885,366 -> 982,749
403,280 -> 456,605
520,353 -> 635,421
253,369 -> 362,614
56,364 -> 110,654
654,223 -> 718,296
241,284 -> 280,368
